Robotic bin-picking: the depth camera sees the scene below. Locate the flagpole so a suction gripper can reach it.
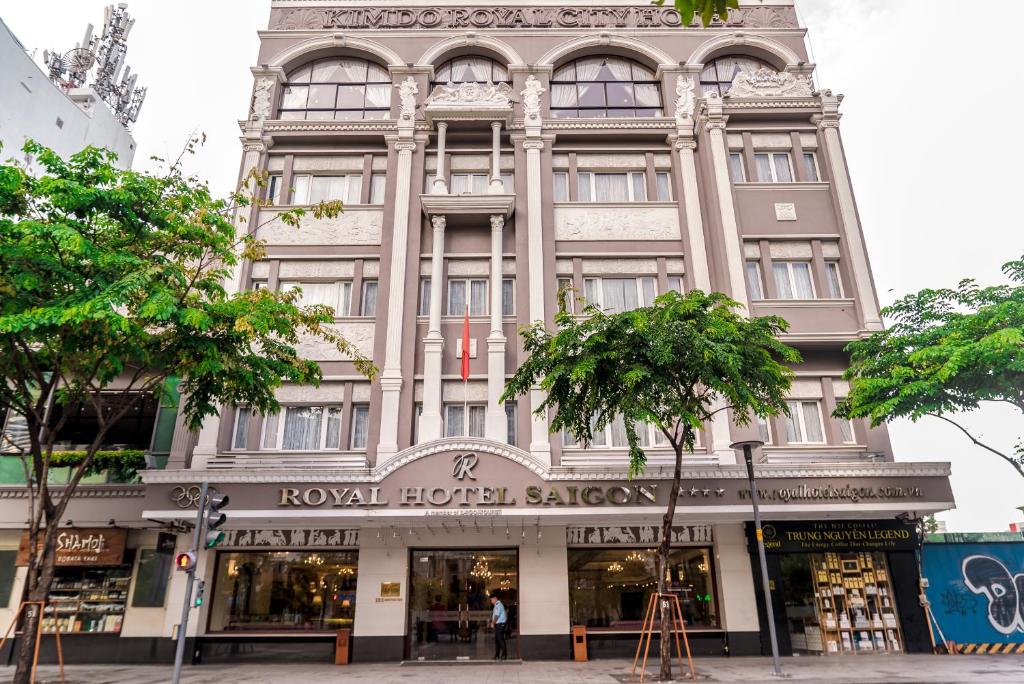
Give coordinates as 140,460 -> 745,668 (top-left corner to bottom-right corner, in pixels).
463,303 -> 470,435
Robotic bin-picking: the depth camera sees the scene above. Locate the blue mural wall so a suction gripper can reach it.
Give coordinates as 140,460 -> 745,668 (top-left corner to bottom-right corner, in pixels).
922,539 -> 1024,644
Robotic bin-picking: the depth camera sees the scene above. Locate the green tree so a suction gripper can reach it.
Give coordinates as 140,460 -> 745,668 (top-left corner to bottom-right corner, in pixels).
502,289 -> 797,680
654,0 -> 740,26
838,257 -> 1024,480
0,140 -> 374,683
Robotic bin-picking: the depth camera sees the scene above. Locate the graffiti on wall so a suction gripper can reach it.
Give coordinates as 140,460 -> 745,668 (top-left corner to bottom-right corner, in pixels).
961,555 -> 1024,635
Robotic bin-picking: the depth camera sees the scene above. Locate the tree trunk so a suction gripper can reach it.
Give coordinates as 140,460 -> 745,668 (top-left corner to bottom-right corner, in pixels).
13,517 -> 60,684
657,441 -> 685,681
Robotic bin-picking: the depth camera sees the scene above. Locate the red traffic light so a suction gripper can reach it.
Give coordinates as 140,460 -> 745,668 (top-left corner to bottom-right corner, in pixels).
175,551 -> 196,572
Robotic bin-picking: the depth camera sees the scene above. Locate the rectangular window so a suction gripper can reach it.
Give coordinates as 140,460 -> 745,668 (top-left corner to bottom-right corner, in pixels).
553,171 -> 569,202
281,281 -> 352,316
131,548 -> 172,608
252,280 -> 268,291
728,152 -> 746,182
263,405 -> 346,451
825,262 -> 844,298
451,173 -> 492,195
0,550 -> 16,608
418,278 -> 431,317
447,278 -> 488,316
350,405 -> 369,450
666,276 -> 683,294
568,548 -> 719,630
563,415 -> 679,450
756,415 -> 773,445
802,152 -> 820,182
655,171 -> 672,201
359,280 -> 378,316
445,404 -> 485,438
232,407 -> 252,450
745,262 -> 764,300
268,174 -> 283,205
505,401 -> 517,447
583,277 -> 658,314
772,262 -> 815,300
369,173 -> 386,204
577,171 -> 648,202
784,400 -> 825,443
754,152 -> 794,183
835,399 -> 856,444
502,278 -> 515,316
290,174 -> 362,204
413,403 -> 422,445
557,277 -> 575,313
209,552 -> 357,632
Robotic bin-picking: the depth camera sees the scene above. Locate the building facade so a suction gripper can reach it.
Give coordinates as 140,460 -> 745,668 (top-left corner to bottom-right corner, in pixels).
0,0 -> 955,665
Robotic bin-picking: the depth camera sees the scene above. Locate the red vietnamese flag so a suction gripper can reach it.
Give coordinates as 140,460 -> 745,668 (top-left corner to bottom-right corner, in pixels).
460,305 -> 470,382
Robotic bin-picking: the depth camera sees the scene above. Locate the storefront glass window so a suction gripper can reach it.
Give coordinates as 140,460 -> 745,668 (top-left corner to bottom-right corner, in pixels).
209,551 -> 358,632
568,548 -> 718,630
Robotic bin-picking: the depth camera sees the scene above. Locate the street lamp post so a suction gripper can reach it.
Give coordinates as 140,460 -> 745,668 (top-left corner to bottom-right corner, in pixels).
731,440 -> 785,678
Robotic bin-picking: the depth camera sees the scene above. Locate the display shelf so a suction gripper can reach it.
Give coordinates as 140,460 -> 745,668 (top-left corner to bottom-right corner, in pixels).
41,566 -> 131,634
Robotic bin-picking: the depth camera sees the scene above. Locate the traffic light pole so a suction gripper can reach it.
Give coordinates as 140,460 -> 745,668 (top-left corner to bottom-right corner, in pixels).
172,481 -> 208,684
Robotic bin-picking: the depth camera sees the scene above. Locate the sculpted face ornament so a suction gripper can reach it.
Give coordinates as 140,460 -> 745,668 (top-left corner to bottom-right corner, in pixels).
452,453 -> 479,481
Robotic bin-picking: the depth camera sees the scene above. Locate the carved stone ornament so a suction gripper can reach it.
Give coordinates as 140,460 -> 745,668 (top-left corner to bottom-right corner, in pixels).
426,81 -> 513,108
726,67 -> 813,98
521,75 -> 545,122
674,75 -> 696,125
396,76 -> 419,121
250,78 -> 274,121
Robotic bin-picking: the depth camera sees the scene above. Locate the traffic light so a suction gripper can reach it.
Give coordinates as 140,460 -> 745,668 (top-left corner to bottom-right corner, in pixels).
175,551 -> 196,572
194,580 -> 205,608
204,493 -> 230,549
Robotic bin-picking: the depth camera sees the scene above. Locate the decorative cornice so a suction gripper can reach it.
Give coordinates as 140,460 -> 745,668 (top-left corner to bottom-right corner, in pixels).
420,193 -> 515,218
543,118 -> 674,131
263,119 -> 397,133
0,485 -> 145,499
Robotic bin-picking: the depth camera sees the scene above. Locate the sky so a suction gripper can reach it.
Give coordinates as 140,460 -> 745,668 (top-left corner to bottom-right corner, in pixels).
2,1 -> 1021,531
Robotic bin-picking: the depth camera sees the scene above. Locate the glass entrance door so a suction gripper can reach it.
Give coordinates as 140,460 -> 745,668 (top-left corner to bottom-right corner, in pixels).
408,549 -> 518,661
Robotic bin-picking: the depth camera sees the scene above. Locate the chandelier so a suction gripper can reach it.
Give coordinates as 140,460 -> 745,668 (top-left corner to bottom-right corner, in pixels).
304,554 -> 325,566
607,562 -> 623,574
625,551 -> 647,564
470,558 -> 493,580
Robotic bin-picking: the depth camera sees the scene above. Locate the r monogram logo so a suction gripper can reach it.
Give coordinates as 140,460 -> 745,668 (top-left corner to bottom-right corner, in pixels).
452,453 -> 479,481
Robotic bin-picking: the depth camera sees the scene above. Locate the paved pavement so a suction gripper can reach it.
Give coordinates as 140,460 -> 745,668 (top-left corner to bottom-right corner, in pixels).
4,655 -> 1024,683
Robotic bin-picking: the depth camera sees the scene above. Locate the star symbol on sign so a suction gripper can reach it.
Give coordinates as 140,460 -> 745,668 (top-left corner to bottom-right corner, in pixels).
689,487 -> 699,497
715,488 -> 726,497
701,488 -> 711,497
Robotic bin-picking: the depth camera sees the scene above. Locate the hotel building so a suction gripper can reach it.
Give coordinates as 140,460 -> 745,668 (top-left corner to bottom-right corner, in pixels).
0,0 -> 954,665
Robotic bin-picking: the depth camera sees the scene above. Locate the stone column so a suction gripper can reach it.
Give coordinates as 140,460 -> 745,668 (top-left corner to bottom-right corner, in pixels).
432,122 -> 448,194
377,138 -> 418,459
703,94 -> 748,310
523,137 -> 551,461
419,216 -> 447,443
672,133 -> 711,291
486,214 -> 508,441
814,91 -> 882,330
489,121 -> 504,193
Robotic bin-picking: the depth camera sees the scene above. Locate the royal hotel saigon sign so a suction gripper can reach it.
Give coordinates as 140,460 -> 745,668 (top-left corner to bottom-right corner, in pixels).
269,5 -> 799,31
152,451 -> 952,515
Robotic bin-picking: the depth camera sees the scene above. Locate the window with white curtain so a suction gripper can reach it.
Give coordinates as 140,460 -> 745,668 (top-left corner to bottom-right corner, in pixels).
699,56 -> 774,96
578,171 -> 646,202
433,56 -> 509,85
233,407 -> 253,450
551,56 -> 662,118
280,281 -> 352,316
445,404 -> 485,438
447,278 -> 488,315
802,152 -> 820,182
268,175 -> 283,204
835,400 -> 856,444
655,172 -> 672,201
756,415 -> 773,445
784,400 -> 825,443
505,401 -> 517,446
584,277 -> 657,314
745,262 -> 764,300
279,57 -> 391,120
728,153 -> 746,182
825,262 -> 844,298
666,276 -> 684,294
449,173 -> 513,195
553,171 -> 569,202
754,153 -> 794,183
262,406 -> 343,451
418,278 -> 431,316
502,278 -> 515,316
369,174 -> 386,204
350,405 -> 369,450
563,415 -> 691,449
772,262 -> 815,300
360,281 -> 378,316
289,174 -> 363,205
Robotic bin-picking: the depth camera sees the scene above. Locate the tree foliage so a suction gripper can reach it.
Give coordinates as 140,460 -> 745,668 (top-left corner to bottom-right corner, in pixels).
502,288 -> 797,679
654,0 -> 740,27
0,140 -> 374,682
839,256 -> 1024,479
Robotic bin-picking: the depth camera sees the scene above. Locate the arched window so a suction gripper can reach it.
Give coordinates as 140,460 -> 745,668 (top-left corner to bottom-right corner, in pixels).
433,56 -> 509,86
699,56 -> 774,96
550,57 -> 662,118
279,57 -> 391,121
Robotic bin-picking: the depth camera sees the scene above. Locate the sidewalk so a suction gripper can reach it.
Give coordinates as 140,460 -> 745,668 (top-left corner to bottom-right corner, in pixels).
4,655 -> 1024,684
